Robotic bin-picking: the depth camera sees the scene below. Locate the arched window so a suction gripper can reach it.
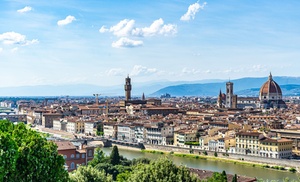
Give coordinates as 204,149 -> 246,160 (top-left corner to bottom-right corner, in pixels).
70,162 -> 75,169
63,155 -> 67,159
71,154 -> 75,158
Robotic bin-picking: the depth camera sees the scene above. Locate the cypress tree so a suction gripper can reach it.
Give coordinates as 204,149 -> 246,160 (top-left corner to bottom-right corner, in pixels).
110,145 -> 120,165
232,174 -> 237,182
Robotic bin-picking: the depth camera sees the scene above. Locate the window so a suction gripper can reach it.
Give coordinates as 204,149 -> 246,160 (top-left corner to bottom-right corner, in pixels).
88,150 -> 93,157
71,154 -> 75,158
63,155 -> 67,159
82,154 -> 85,158
70,162 -> 75,169
76,154 -> 80,158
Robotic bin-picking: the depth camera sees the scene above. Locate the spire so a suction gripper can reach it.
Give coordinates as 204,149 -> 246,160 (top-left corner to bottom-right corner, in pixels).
269,72 -> 272,80
142,92 -> 145,100
219,89 -> 222,96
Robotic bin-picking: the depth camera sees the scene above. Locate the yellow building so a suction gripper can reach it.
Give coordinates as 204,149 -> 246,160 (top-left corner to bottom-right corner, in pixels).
259,138 -> 293,159
174,130 -> 197,147
235,132 -> 261,156
224,137 -> 236,151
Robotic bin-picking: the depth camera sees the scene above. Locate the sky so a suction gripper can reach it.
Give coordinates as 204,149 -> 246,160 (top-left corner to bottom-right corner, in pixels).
0,0 -> 300,87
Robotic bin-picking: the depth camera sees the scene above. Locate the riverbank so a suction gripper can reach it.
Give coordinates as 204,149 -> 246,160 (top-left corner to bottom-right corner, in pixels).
107,143 -> 300,174
102,147 -> 300,181
143,144 -> 300,170
141,149 -> 298,173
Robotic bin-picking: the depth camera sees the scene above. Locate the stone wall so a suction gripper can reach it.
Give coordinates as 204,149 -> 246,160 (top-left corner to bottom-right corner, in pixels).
144,144 -> 300,168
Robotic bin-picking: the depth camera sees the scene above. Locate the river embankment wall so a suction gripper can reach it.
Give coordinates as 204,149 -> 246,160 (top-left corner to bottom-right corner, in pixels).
144,144 -> 300,169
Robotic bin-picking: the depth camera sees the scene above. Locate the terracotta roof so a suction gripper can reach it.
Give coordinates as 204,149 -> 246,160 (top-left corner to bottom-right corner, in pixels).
54,141 -> 76,150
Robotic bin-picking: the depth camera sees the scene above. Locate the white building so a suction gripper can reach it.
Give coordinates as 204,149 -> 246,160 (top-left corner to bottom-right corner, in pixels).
103,123 -> 117,139
85,121 -> 95,135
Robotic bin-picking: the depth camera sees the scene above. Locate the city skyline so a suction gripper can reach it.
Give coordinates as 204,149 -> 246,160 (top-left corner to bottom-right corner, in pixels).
0,0 -> 300,88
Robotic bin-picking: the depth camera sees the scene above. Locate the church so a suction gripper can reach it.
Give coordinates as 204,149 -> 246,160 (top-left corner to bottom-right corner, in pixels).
259,73 -> 287,109
217,73 -> 287,109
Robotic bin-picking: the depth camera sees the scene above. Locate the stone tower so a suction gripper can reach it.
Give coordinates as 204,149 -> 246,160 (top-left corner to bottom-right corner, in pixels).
124,75 -> 132,101
217,89 -> 223,108
226,81 -> 233,108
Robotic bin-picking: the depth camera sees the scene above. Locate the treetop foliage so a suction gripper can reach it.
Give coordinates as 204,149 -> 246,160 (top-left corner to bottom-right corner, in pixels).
0,120 -> 68,182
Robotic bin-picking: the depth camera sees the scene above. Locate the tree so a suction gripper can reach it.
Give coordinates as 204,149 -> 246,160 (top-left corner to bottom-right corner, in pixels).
127,157 -> 200,182
221,170 -> 227,182
69,165 -> 113,182
110,145 -> 120,165
0,132 -> 18,181
89,147 -> 107,167
214,151 -> 218,157
96,123 -> 104,136
207,172 -> 227,182
0,120 -> 69,182
231,174 -> 237,182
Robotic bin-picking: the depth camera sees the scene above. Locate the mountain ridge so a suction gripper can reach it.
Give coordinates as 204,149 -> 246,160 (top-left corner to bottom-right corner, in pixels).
0,76 -> 299,96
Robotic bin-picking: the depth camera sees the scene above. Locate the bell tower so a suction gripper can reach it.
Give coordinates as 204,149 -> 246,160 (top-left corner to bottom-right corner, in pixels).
124,75 -> 132,101
226,81 -> 233,108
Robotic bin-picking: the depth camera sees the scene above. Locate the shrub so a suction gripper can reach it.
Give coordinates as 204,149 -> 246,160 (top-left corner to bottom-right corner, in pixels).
289,168 -> 297,173
279,167 -> 285,171
203,151 -> 208,155
214,152 -> 218,157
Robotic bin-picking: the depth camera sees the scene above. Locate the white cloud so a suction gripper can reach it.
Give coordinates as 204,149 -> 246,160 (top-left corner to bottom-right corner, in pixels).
110,19 -> 135,37
57,15 -> 76,26
0,32 -> 39,46
17,6 -> 33,13
130,65 -> 157,76
112,37 -> 143,48
133,18 -> 177,37
0,48 -> 3,53
251,64 -> 267,72
106,68 -> 125,76
181,67 -> 201,75
99,26 -> 108,33
180,1 -> 207,21
100,18 -> 177,37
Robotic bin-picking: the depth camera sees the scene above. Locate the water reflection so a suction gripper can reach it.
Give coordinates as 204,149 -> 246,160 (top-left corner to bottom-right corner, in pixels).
102,147 -> 300,181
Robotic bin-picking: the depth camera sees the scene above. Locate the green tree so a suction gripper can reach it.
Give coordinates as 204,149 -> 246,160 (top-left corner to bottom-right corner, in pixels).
214,151 -> 218,157
0,132 -> 18,181
231,174 -> 237,182
89,148 -> 107,167
110,145 -> 120,165
221,170 -> 227,182
207,172 -> 227,182
96,123 -> 104,136
127,157 -> 200,182
0,120 -> 69,182
69,165 -> 113,182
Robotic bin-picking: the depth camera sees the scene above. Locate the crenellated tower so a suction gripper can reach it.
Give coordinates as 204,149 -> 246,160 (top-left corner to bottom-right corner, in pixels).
124,75 -> 132,101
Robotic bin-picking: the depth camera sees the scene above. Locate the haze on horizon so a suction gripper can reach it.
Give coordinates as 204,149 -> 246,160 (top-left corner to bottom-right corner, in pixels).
0,0 -> 299,88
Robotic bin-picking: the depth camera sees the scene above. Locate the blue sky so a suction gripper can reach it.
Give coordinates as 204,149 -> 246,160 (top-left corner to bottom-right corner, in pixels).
0,0 -> 299,87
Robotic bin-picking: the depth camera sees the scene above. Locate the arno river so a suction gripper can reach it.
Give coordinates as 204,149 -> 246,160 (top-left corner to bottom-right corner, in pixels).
102,147 -> 300,181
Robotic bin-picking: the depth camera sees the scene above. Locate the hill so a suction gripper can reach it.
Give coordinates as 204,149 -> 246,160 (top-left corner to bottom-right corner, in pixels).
151,76 -> 300,97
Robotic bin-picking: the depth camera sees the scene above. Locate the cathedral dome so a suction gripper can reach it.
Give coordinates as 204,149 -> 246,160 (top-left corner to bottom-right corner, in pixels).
259,73 -> 282,99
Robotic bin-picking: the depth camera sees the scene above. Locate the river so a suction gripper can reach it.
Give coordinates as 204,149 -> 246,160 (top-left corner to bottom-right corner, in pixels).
102,147 -> 300,181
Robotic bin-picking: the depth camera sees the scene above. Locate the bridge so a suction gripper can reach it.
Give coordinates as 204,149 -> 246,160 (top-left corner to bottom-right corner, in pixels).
69,138 -> 145,149
0,107 -> 16,115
